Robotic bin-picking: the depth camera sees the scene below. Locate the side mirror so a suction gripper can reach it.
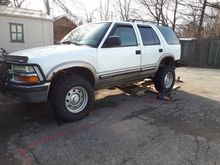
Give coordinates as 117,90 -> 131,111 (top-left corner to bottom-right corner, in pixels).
103,36 -> 121,48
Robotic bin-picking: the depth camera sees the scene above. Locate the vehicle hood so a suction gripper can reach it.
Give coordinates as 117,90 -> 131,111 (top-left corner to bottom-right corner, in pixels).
8,44 -> 98,78
9,45 -> 94,61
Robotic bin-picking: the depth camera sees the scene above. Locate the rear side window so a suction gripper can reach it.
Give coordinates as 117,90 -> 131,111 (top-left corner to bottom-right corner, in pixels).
113,26 -> 137,46
157,26 -> 180,45
138,26 -> 160,45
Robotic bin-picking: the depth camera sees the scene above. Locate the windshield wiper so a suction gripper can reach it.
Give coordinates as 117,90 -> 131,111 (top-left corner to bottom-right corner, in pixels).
61,41 -> 81,45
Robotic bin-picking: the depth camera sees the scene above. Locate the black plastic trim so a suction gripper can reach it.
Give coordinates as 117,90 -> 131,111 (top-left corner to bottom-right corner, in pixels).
102,23 -> 139,48
0,55 -> 28,63
6,83 -> 49,92
1,82 -> 50,103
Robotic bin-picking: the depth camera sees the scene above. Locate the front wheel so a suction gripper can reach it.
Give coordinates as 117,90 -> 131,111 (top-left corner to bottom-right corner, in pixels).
153,66 -> 175,93
50,74 -> 94,122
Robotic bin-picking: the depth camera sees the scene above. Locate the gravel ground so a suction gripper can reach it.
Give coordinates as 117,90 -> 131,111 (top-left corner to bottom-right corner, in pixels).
0,67 -> 220,165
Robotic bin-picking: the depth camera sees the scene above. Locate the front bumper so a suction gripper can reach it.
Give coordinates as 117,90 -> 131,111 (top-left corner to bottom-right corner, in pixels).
0,55 -> 49,103
0,82 -> 50,103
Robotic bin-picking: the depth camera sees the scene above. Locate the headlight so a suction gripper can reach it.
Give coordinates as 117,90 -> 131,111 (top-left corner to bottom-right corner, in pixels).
12,65 -> 35,73
9,65 -> 40,83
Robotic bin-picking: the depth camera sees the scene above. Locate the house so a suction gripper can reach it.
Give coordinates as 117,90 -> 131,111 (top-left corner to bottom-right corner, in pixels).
0,5 -> 53,53
54,15 -> 77,43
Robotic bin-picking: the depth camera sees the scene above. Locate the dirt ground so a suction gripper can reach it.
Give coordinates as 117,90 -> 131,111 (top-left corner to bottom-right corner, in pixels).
0,67 -> 220,165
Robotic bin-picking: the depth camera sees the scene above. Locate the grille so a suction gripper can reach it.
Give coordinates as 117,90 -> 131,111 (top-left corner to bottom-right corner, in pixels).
0,62 -> 11,83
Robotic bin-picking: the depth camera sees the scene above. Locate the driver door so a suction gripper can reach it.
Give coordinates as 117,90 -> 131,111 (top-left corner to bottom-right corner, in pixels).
97,24 -> 141,78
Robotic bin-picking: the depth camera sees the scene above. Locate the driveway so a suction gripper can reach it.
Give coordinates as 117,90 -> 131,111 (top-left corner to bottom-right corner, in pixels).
0,67 -> 220,165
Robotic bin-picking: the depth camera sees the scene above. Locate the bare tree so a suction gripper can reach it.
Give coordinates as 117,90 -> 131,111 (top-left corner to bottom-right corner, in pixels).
197,0 -> 220,37
197,0 -> 207,37
12,0 -> 25,7
203,2 -> 220,38
159,0 -> 181,30
53,0 -> 79,21
137,0 -> 168,25
180,0 -> 220,38
180,9 -> 200,37
168,0 -> 182,30
113,0 -> 132,20
43,0 -> 50,15
99,0 -> 110,21
83,7 -> 97,23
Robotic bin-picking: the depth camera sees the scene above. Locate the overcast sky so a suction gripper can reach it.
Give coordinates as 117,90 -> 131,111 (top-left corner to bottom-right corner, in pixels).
23,0 -> 100,17
21,0 -> 220,23
22,0 -> 220,14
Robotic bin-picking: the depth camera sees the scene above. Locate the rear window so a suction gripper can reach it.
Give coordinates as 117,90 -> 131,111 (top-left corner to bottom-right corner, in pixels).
157,26 -> 180,45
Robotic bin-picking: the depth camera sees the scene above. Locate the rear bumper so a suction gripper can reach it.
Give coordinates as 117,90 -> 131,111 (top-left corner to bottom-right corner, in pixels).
0,82 -> 50,103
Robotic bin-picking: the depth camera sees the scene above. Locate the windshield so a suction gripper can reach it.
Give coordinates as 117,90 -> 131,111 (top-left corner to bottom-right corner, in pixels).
62,22 -> 111,47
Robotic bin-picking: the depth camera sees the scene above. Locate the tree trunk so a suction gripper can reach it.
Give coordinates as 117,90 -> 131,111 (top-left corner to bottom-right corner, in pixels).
44,0 -> 50,16
197,0 -> 207,38
172,0 -> 178,30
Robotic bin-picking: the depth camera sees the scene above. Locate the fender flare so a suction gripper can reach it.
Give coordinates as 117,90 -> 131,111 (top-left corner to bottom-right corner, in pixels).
156,53 -> 175,70
46,61 -> 99,83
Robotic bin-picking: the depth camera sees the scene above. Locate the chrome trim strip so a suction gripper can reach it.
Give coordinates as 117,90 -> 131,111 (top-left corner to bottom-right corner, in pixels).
33,66 -> 44,81
142,66 -> 156,71
99,65 -> 157,79
141,64 -> 157,71
100,68 -> 141,78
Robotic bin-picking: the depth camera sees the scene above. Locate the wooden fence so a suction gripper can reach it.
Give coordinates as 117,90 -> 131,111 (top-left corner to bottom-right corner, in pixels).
180,39 -> 220,68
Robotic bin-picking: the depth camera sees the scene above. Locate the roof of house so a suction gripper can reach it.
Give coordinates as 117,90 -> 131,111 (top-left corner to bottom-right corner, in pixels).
54,15 -> 76,24
54,15 -> 69,21
0,5 -> 52,21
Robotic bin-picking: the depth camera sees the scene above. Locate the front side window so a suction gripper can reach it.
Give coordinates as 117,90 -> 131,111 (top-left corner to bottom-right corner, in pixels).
112,26 -> 137,46
10,23 -> 24,43
138,26 -> 160,45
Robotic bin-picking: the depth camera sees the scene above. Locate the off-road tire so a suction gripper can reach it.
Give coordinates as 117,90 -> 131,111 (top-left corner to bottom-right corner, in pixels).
153,66 -> 175,93
50,74 -> 94,122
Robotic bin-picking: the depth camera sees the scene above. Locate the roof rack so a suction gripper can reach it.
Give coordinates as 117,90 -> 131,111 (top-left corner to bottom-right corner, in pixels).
127,19 -> 167,26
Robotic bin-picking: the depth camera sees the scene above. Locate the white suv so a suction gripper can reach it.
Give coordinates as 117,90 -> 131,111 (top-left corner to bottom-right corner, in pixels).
0,20 -> 181,121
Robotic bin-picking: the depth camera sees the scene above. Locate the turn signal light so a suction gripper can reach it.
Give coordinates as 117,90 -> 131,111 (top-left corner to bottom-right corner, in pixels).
18,75 -> 40,83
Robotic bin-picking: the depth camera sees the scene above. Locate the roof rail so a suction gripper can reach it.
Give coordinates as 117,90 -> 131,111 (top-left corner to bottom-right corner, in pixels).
127,19 -> 167,26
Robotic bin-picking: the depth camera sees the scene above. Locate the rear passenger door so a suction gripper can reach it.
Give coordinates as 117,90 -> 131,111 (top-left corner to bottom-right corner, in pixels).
138,26 -> 164,69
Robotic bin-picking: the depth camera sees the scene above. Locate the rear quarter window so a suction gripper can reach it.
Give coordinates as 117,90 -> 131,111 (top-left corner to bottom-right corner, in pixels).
157,26 -> 180,45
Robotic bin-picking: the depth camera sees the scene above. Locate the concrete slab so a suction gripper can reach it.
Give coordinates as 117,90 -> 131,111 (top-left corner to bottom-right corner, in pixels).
0,67 -> 220,165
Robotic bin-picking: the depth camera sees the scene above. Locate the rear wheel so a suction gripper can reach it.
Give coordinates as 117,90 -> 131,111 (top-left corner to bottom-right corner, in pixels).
153,66 -> 175,93
50,74 -> 94,122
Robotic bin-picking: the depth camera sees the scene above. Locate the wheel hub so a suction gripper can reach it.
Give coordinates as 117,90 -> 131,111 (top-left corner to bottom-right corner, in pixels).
65,86 -> 88,113
164,72 -> 174,89
70,94 -> 80,104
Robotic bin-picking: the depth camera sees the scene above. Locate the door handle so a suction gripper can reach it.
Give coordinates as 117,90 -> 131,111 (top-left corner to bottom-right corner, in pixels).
159,48 -> 163,53
136,50 -> 141,55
